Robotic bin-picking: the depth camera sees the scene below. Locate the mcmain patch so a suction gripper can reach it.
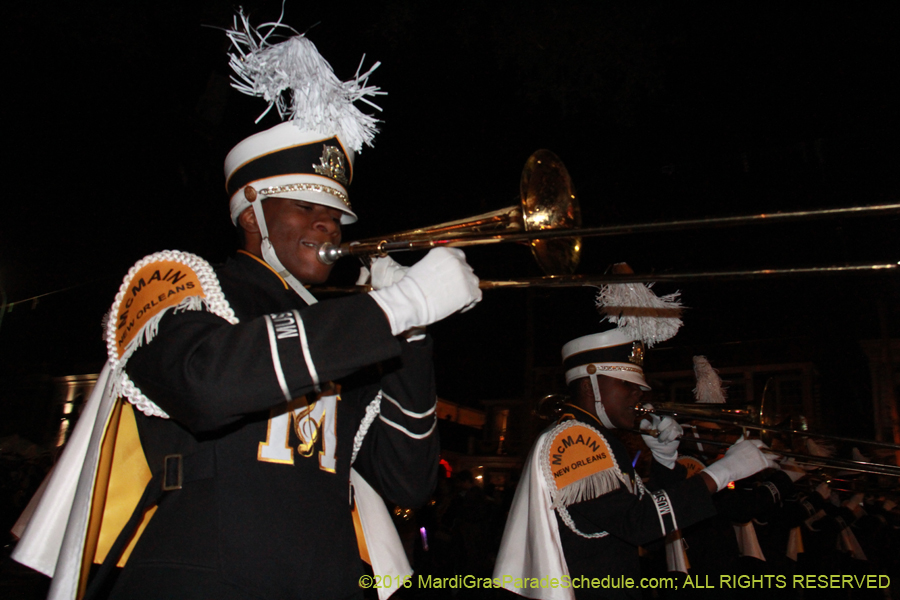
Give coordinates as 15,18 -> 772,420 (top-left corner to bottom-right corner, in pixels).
105,250 -> 239,418
541,421 -> 632,510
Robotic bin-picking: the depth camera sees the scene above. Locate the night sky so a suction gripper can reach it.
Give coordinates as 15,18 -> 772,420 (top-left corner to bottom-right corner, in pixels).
2,2 -> 898,437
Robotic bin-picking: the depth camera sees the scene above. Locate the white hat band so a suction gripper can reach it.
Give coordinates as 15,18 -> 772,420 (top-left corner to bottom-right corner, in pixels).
564,362 -> 650,391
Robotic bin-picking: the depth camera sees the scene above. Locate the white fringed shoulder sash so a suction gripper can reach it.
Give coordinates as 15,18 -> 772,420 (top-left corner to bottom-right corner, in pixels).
541,420 -> 635,538
105,251 -> 239,418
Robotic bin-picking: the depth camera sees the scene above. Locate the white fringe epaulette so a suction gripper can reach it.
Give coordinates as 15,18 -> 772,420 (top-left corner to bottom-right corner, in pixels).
541,421 -> 632,539
595,282 -> 683,348
225,8 -> 384,152
693,355 -> 727,404
105,251 -> 239,419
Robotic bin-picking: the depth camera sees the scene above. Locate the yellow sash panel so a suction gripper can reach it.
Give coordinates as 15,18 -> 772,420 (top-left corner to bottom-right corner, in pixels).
351,502 -> 372,566
78,398 -> 121,598
79,399 -> 154,600
95,401 -> 154,566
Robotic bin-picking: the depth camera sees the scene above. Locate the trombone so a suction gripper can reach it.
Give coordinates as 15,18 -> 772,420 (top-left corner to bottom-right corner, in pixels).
635,403 -> 900,477
636,402 -> 900,450
314,149 -> 900,283
319,149 -> 583,276
532,395 -> 900,477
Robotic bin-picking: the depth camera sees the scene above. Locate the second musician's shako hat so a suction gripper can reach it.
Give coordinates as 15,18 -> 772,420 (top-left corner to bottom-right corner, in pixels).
562,329 -> 650,390
562,265 -> 684,428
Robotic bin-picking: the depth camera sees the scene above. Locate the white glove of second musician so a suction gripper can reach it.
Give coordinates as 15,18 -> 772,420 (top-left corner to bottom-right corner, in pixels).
701,438 -> 777,492
640,411 -> 682,469
369,248 -> 481,336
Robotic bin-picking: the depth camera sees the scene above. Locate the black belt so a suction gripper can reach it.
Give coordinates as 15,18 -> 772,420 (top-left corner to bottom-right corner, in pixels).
83,447 -> 217,599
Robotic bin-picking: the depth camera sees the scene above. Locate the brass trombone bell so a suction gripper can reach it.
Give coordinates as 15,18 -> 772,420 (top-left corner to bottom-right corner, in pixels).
520,149 -> 582,275
317,149 -> 583,275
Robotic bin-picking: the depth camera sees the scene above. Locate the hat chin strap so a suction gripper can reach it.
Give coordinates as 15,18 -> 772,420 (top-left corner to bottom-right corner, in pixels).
251,198 -> 319,306
589,374 -> 617,429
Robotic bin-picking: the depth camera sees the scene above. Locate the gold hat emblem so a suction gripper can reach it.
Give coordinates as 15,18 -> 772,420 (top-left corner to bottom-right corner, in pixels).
629,342 -> 645,367
313,146 -> 349,185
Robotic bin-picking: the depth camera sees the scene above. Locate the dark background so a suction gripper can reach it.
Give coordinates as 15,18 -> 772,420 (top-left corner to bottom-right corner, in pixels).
2,1 -> 898,442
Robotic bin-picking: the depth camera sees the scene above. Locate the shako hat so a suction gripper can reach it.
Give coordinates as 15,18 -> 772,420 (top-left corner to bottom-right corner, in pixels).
562,328 -> 649,390
222,9 -> 383,226
225,123 -> 357,224
562,263 -> 686,391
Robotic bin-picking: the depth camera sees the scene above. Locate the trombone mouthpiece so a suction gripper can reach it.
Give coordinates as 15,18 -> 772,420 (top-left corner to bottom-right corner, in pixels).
632,403 -> 658,436
317,242 -> 343,265
633,403 -> 654,416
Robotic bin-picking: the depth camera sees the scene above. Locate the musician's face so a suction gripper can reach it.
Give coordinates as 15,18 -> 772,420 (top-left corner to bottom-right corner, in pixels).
243,198 -> 343,284
577,375 -> 644,429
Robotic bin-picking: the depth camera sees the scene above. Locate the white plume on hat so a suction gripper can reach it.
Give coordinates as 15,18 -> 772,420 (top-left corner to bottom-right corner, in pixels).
693,356 -> 727,404
595,264 -> 683,348
225,8 -> 384,153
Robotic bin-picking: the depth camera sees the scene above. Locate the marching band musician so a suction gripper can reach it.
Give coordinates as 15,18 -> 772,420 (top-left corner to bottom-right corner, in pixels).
494,327 -> 777,600
652,356 -> 803,599
12,11 -> 481,600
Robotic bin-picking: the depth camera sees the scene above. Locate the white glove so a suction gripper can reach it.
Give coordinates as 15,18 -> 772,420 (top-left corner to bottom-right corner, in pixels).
369,247 -> 481,336
372,256 -> 410,290
640,410 -> 682,469
778,457 -> 807,483
357,255 -> 410,290
358,257 -> 424,340
843,493 -> 865,513
701,439 -> 777,492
